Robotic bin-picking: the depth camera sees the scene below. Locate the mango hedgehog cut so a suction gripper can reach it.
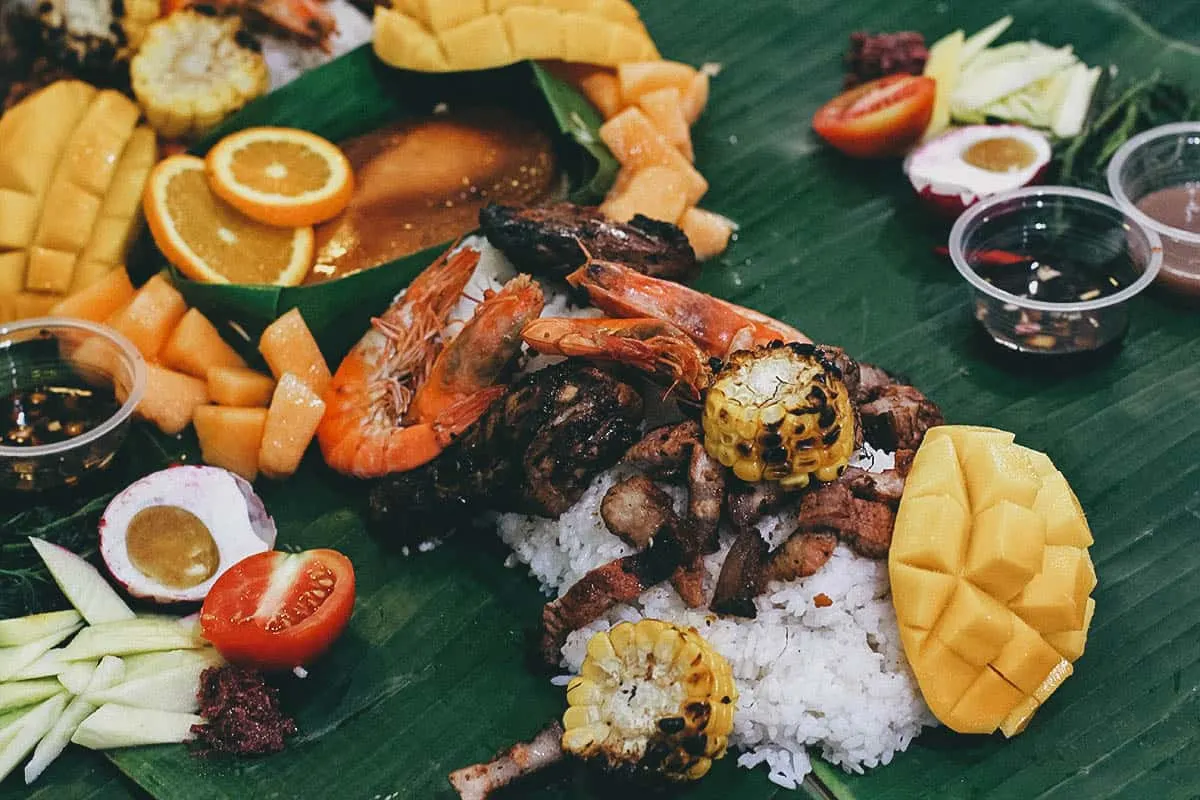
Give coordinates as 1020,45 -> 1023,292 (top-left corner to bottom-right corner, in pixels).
373,0 -> 659,73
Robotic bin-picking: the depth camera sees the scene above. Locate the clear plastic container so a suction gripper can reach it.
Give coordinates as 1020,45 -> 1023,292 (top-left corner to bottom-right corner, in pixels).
949,187 -> 1162,355
1107,121 -> 1200,298
0,317 -> 146,492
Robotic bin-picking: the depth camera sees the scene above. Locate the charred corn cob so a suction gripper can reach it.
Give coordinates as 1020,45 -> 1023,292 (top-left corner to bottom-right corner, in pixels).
130,10 -> 267,140
702,342 -> 857,488
563,619 -> 736,782
37,0 -> 159,72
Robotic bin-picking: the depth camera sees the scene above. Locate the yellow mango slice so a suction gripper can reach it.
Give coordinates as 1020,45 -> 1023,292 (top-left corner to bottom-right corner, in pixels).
934,582 -> 1012,667
990,616 -> 1071,696
899,432 -> 970,513
962,438 -> 1040,512
891,425 -> 1096,737
891,494 -> 970,573
24,247 -> 78,294
1045,597 -> 1096,662
1009,546 -> 1093,634
1013,444 -> 1057,478
373,0 -> 658,72
1034,471 -> 1094,547
888,563 -> 957,631
0,189 -> 40,250
679,207 -> 735,262
965,501 -> 1044,601
948,667 -> 1026,735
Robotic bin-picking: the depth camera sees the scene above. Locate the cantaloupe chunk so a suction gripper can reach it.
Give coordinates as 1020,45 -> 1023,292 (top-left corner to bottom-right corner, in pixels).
126,364 -> 209,435
577,68 -> 623,119
50,267 -> 134,322
637,87 -> 693,161
682,70 -> 710,125
258,308 -> 331,396
207,366 -> 275,408
600,166 -> 690,224
258,373 -> 326,480
109,273 -> 187,360
617,61 -> 697,105
160,308 -> 248,379
679,207 -> 736,261
599,108 -> 707,204
194,405 -> 268,481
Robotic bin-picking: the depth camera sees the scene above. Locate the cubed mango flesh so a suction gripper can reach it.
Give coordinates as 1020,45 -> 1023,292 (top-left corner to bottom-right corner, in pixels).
890,425 -> 1096,737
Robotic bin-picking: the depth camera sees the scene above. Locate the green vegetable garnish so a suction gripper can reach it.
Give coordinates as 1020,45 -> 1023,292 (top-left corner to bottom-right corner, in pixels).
1050,70 -> 1199,191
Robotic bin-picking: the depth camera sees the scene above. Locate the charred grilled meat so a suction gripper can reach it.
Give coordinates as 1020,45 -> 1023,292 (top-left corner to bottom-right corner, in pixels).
369,362 -> 644,544
480,202 -> 699,282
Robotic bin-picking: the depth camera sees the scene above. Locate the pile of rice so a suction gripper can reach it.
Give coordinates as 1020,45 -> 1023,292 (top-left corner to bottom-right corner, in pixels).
440,239 -> 936,788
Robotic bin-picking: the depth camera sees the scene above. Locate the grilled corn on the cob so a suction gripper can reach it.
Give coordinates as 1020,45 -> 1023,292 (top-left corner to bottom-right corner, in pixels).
130,10 -> 268,140
37,0 -> 160,73
702,342 -> 857,488
562,619 -> 736,782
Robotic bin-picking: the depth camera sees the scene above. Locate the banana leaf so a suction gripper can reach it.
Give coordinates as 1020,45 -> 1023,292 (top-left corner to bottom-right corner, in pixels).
126,49 -> 617,348
5,0 -> 1200,798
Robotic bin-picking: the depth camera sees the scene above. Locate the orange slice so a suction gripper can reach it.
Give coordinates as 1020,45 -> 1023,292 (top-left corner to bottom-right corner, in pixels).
143,155 -> 313,286
205,127 -> 354,227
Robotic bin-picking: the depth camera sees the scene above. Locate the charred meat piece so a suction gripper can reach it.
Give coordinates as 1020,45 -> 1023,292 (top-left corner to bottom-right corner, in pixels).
369,363 -> 644,544
841,465 -> 906,507
480,202 -> 698,281
859,383 -> 944,451
765,532 -> 838,583
793,482 -> 895,559
601,476 -> 678,549
854,362 -> 895,404
711,527 -> 769,617
448,721 -> 565,800
670,555 -> 706,609
540,536 -> 683,665
725,480 -> 787,533
622,420 -> 701,480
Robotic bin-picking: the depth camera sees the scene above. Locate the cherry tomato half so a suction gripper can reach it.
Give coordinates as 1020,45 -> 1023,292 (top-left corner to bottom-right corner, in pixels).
200,548 -> 355,670
812,74 -> 937,158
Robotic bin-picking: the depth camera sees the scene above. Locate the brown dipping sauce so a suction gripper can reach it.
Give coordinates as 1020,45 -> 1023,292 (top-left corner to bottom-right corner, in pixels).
307,107 -> 561,283
1134,183 -> 1200,295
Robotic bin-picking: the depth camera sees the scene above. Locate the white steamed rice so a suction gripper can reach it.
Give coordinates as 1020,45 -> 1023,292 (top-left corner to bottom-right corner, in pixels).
428,239 -> 936,788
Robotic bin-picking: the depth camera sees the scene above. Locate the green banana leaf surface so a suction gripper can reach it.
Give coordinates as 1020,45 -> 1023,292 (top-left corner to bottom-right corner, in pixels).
4,0 -> 1200,798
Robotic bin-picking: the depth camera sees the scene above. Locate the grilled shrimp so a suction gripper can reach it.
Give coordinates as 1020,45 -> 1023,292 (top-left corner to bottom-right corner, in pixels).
318,245 -> 544,478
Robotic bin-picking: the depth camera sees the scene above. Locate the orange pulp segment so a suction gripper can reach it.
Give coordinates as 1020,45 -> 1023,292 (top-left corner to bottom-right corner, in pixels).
143,154 -> 313,286
206,127 -> 354,227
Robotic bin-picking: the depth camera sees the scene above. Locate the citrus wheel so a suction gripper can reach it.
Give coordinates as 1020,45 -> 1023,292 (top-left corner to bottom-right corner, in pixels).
205,127 -> 354,227
143,155 -> 314,286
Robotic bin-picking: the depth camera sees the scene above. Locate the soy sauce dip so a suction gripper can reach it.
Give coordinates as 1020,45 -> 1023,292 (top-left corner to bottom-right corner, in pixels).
3,383 -> 119,447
